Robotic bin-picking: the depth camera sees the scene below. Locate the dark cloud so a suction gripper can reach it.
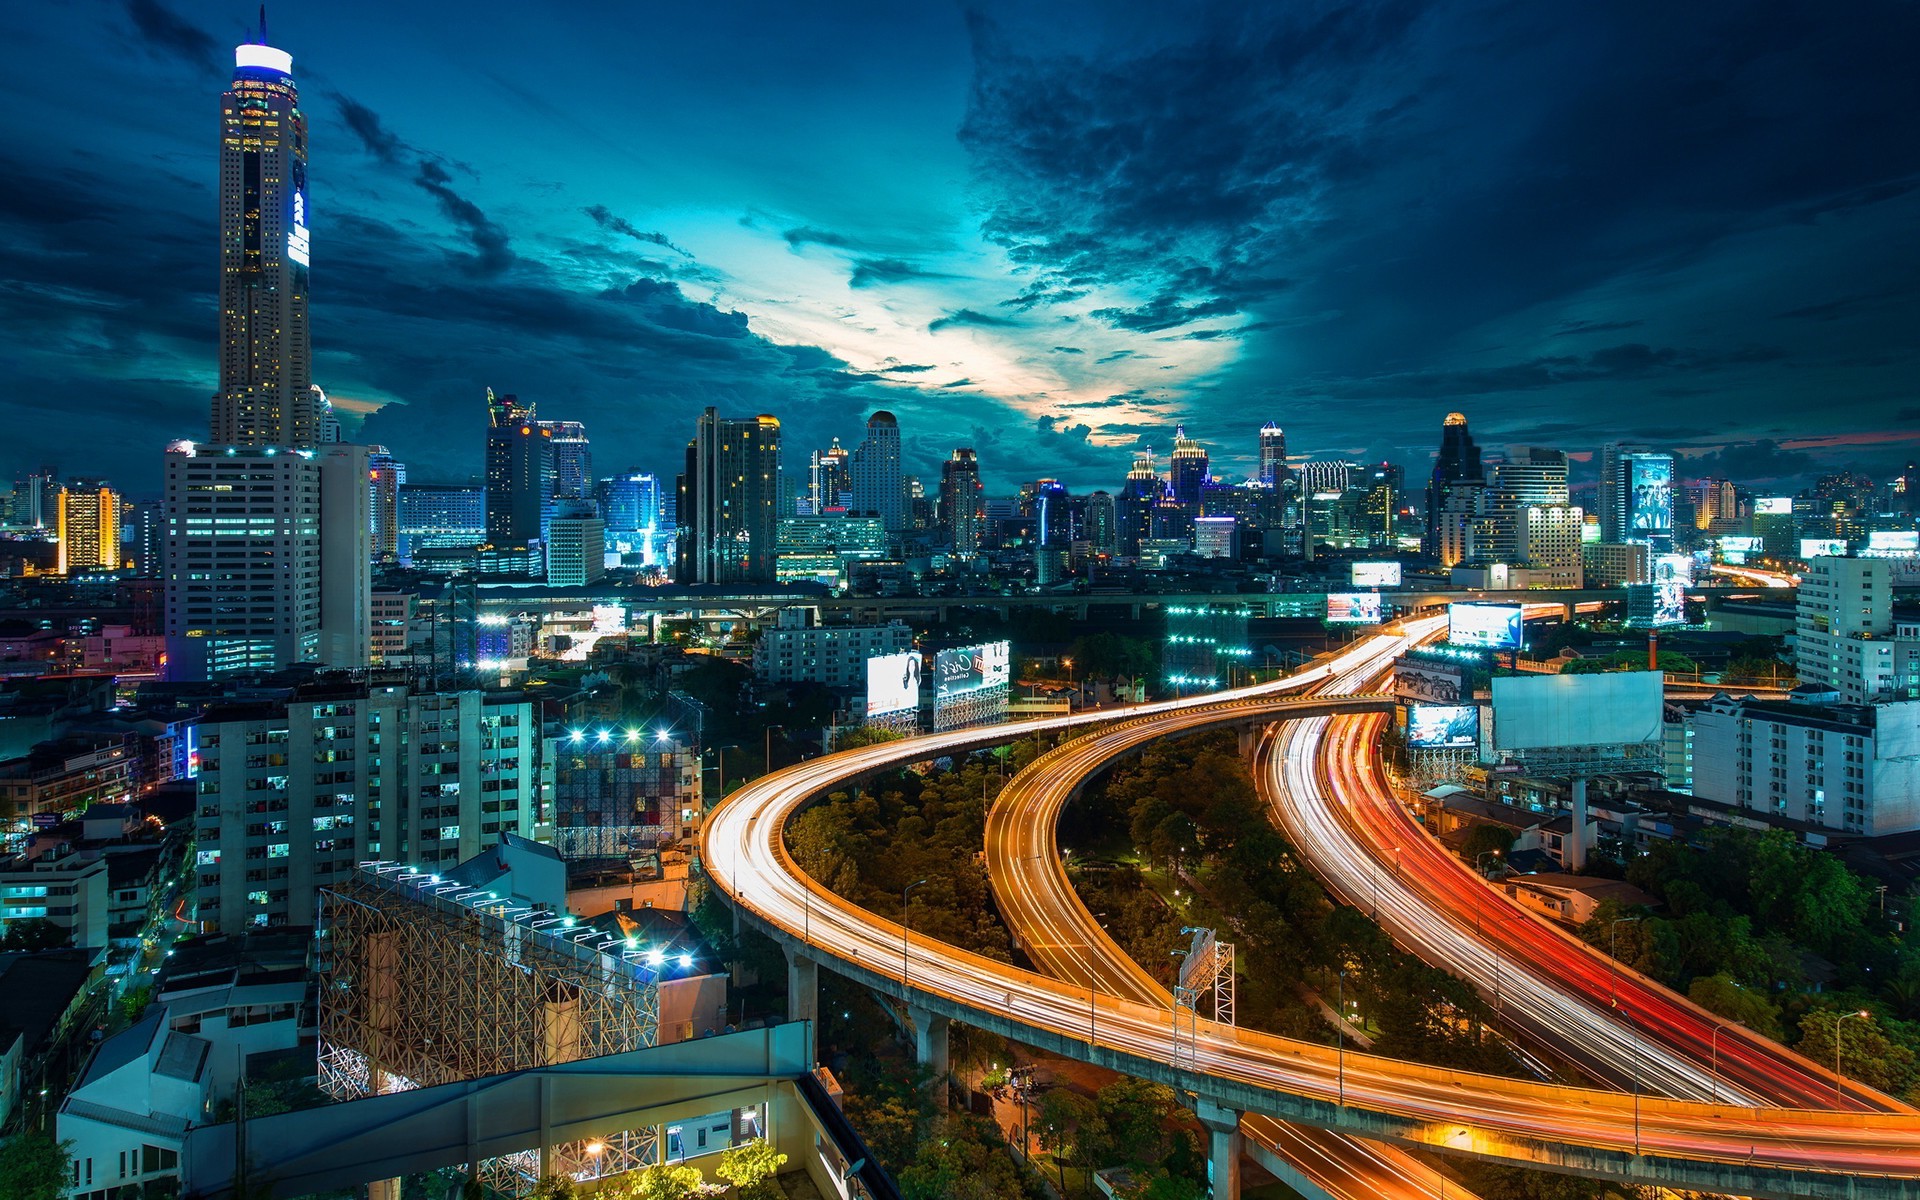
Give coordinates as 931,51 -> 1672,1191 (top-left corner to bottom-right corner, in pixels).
783,226 -> 856,250
1316,342 -> 1787,401
1051,346 -> 1084,355
940,378 -> 975,388
328,91 -> 410,166
1678,439 -> 1815,483
1898,407 -> 1920,423
1553,318 -> 1644,337
847,258 -> 957,289
582,205 -> 691,257
928,308 -> 1020,333
414,160 -> 515,276
123,0 -> 218,72
879,362 -> 937,374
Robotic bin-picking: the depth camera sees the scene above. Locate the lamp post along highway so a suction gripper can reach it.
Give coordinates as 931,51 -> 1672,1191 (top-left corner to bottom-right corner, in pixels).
1836,1010 -> 1871,1106
1709,1021 -> 1729,1104
902,879 -> 929,992
1607,915 -> 1641,1007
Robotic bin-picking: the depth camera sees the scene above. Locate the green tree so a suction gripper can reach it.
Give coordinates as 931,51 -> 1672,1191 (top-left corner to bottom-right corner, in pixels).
0,1133 -> 73,1200
1460,823 -> 1515,865
602,1162 -> 708,1200
834,725 -> 905,751
1034,1089 -> 1107,1168
0,918 -> 72,951
1686,973 -> 1783,1039
527,1176 -> 576,1200
1096,1078 -> 1178,1167
714,1138 -> 786,1198
1796,1008 -> 1919,1098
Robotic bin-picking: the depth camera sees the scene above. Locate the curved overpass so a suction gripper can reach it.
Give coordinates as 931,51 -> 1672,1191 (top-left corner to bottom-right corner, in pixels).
700,648 -> 1920,1199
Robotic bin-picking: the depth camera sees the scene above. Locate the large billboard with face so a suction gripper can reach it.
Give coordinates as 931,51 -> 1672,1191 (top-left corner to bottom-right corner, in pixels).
1753,497 -> 1793,515
1628,456 -> 1673,540
1800,538 -> 1849,559
1326,593 -> 1382,624
1395,661 -> 1467,705
1351,561 -> 1402,588
865,652 -> 922,716
1407,705 -> 1481,749
1448,602 -> 1524,650
934,641 -> 1011,699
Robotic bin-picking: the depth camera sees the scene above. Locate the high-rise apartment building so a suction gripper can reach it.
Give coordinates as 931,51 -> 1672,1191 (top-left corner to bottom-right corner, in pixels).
1797,556 -> 1894,702
850,412 -> 903,533
1688,697 -> 1920,836
192,683 -> 538,931
676,409 -> 781,584
1085,491 -> 1118,557
1258,423 -> 1287,487
1170,426 -> 1210,507
546,502 -> 606,586
540,420 -> 592,501
211,40 -> 317,450
939,448 -> 984,558
56,482 -> 121,575
808,438 -> 852,514
1695,477 -> 1738,530
1424,412 -> 1481,558
367,446 -> 404,562
484,390 -> 553,553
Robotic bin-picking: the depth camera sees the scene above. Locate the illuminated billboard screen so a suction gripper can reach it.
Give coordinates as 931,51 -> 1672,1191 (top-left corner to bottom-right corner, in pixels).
1448,602 -> 1524,650
1407,705 -> 1481,749
934,641 -> 1011,699
1753,497 -> 1792,515
1868,530 -> 1919,552
1628,456 -> 1673,540
1652,553 -> 1694,585
1326,593 -> 1382,624
1351,562 -> 1402,588
1800,538 -> 1849,559
865,652 -> 922,716
1395,662 -> 1466,705
1717,536 -> 1762,554
1653,582 -> 1687,626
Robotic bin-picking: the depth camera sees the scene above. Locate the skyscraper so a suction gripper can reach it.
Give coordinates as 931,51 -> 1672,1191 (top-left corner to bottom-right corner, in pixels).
939,448 -> 984,558
546,500 -> 606,587
56,482 -> 121,575
1598,445 -> 1676,552
367,446 -> 404,562
540,420 -> 592,501
675,408 -> 782,584
1170,425 -> 1210,507
1118,447 -> 1162,555
211,36 -> 317,449
1424,412 -> 1482,557
850,412 -> 904,534
808,438 -> 852,513
1084,491 -> 1118,556
484,390 -> 553,552
1258,422 -> 1287,487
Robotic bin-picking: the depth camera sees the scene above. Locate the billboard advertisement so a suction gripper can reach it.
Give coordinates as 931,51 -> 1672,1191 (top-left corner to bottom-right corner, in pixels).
865,652 -> 922,716
1799,538 -> 1849,559
1652,553 -> 1694,585
1448,602 -> 1524,650
1351,561 -> 1402,588
1717,535 -> 1763,556
1628,456 -> 1673,540
1753,497 -> 1793,515
1394,662 -> 1466,705
1868,530 -> 1919,553
934,641 -> 1011,699
1326,593 -> 1382,624
1489,673 -> 1663,750
1407,705 -> 1481,750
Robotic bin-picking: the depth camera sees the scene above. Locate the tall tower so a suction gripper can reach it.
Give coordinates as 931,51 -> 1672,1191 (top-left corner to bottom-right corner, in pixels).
1258,422 -> 1287,487
211,35 -> 317,449
676,409 -> 781,584
540,420 -> 592,501
1424,412 -> 1482,557
367,446 -> 404,562
939,448 -> 984,558
1118,447 -> 1162,555
850,412 -> 904,534
484,390 -> 552,552
1170,426 -> 1210,507
57,482 -> 122,574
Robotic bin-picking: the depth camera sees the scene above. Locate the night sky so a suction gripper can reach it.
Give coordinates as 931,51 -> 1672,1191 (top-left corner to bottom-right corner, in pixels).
2,1 -> 1916,495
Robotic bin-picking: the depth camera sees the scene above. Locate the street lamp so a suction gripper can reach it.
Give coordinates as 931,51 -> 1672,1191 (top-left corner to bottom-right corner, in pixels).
1474,849 -> 1502,878
1607,915 -> 1641,1006
764,723 -> 784,778
1336,966 -> 1348,1108
902,879 -> 930,992
1709,1021 -> 1729,1104
1836,1009 -> 1871,1105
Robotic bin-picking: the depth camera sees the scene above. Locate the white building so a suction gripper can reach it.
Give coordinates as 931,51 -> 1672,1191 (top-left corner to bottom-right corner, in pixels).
1582,541 -> 1650,588
1193,515 -> 1235,558
0,847 -> 109,948
57,1011 -> 203,1200
751,610 -> 913,689
546,504 -> 607,586
1687,696 -> 1920,836
194,682 -> 538,931
1795,556 -> 1894,703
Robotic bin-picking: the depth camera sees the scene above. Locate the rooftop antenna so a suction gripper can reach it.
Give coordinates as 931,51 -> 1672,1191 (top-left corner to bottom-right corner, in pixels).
259,5 -> 268,43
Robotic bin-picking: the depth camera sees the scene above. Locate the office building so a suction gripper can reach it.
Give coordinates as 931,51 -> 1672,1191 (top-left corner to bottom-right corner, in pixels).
939,448 -> 984,558
1258,422 -> 1287,487
850,411 -> 904,534
1300,459 -> 1354,497
1796,556 -> 1894,702
1688,697 -> 1920,836
597,471 -> 659,537
192,682 -> 538,931
541,420 -> 592,501
484,390 -> 553,553
775,515 -> 888,586
1424,413 -> 1481,558
0,848 -> 109,949
397,483 -> 486,563
57,482 -> 122,575
676,408 -> 781,584
134,503 -> 164,577
1582,541 -> 1650,588
1695,477 -> 1738,530
366,446 -> 404,562
1118,448 -> 1162,555
546,501 -> 606,586
1170,426 -> 1209,507
807,438 -> 852,514
1194,515 -> 1235,558
1597,444 -> 1676,551
752,609 -> 913,689
1085,490 -> 1118,557
211,40 -> 318,450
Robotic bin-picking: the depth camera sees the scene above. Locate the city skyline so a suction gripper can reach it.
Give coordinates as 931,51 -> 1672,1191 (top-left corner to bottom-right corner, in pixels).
1,2 -> 1918,496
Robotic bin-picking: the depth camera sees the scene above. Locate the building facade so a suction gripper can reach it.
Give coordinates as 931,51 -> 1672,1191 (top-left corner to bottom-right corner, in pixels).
939,448 -> 984,558
484,390 -> 553,553
751,613 -> 913,689
1796,556 -> 1894,702
850,412 -> 904,535
1688,696 -> 1920,836
676,409 -> 782,584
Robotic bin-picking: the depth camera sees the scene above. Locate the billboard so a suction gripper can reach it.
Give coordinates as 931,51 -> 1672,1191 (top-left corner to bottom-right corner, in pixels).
1489,673 -> 1664,750
865,651 -> 922,716
1448,602 -> 1524,650
1717,535 -> 1763,555
1628,456 -> 1673,540
1800,538 -> 1849,559
1753,497 -> 1793,515
1868,531 -> 1919,552
1395,661 -> 1467,705
1407,705 -> 1481,749
1326,593 -> 1382,624
1351,561 -> 1402,588
934,641 -> 1011,699
1652,553 -> 1694,585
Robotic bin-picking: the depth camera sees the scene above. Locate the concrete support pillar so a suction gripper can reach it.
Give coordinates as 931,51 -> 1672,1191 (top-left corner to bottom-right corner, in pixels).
655,1122 -> 670,1166
1568,775 -> 1589,871
1196,1099 -> 1243,1200
908,1005 -> 949,1084
1237,726 -> 1256,761
786,947 -> 818,1060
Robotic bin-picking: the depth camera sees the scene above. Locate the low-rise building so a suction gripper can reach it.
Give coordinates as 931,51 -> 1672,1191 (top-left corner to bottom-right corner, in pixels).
1688,695 -> 1920,836
0,846 -> 109,948
56,1010 -> 202,1200
0,737 -> 135,825
751,608 -> 912,689
1582,541 -> 1650,588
